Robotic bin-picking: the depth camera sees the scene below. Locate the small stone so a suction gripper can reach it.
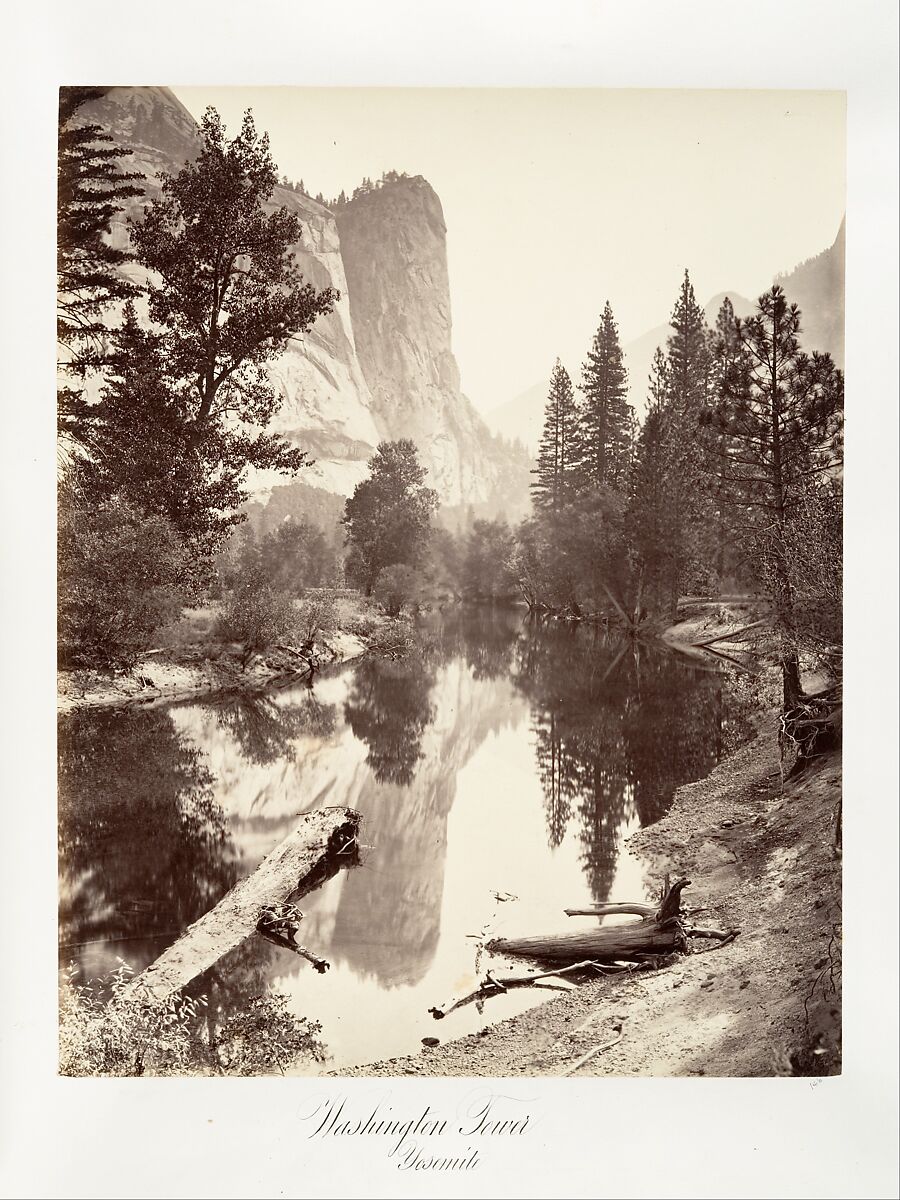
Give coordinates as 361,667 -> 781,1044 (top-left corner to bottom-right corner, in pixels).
739,979 -> 750,990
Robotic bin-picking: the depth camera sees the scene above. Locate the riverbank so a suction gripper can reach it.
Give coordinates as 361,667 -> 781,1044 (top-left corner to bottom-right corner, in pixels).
337,720 -> 842,1078
56,593 -> 389,714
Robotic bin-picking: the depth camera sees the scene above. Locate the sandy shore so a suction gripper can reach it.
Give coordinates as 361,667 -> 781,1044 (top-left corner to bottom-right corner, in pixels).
56,629 -> 368,714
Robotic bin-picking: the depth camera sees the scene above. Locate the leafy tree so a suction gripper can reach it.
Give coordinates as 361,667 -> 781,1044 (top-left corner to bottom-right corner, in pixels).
128,107 -> 337,518
703,285 -> 843,706
461,519 -> 517,600
73,304 -> 245,563
373,564 -> 425,617
342,440 -> 438,595
57,87 -> 144,451
532,360 -> 579,511
58,495 -> 191,667
576,301 -> 633,490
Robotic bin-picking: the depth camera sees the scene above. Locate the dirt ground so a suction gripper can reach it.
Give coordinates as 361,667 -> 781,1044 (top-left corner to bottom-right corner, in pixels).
337,724 -> 842,1078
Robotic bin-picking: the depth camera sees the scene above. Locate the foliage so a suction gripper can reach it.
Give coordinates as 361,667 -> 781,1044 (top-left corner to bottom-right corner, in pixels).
365,616 -> 417,659
765,484 -> 843,669
532,359 -> 579,511
576,301 -> 633,490
373,563 -> 425,617
122,107 -> 337,551
461,519 -> 517,600
58,493 -> 192,668
215,575 -> 300,658
57,87 -> 144,451
59,963 -> 323,1077
703,284 -> 844,703
227,519 -> 338,594
294,589 -> 339,645
342,440 -> 438,595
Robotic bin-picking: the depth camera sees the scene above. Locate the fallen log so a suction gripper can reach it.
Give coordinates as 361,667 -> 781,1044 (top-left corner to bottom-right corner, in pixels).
486,879 -> 692,965
123,806 -> 360,1003
563,902 -> 657,919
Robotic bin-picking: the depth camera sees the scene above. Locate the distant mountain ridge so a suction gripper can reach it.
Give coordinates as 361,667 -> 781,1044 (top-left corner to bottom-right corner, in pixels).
487,221 -> 846,453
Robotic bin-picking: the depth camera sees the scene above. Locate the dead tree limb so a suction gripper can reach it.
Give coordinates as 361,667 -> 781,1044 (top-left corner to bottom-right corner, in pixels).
429,960 -> 637,1020
123,807 -> 360,1003
563,903 -> 657,919
486,879 -> 692,965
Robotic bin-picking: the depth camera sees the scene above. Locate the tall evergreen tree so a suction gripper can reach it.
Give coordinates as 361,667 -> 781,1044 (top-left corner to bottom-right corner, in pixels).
626,349 -> 672,609
531,360 -> 578,512
660,270 -> 715,611
576,301 -> 632,490
57,87 -> 144,450
703,285 -> 843,708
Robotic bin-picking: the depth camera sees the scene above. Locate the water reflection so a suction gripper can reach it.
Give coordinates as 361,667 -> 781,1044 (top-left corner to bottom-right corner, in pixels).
343,654 -> 437,786
58,608 -> 752,1067
58,708 -> 238,967
212,690 -> 337,766
513,620 -> 751,900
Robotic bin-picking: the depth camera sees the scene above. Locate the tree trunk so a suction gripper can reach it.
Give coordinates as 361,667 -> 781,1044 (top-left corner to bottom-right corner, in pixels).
486,879 -> 690,965
122,806 -> 360,1003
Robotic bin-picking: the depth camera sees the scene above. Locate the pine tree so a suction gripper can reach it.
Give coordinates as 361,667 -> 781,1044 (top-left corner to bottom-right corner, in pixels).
531,360 -> 579,512
660,270 -> 715,611
576,301 -> 633,490
626,349 -> 672,609
703,285 -> 843,707
57,87 -> 144,450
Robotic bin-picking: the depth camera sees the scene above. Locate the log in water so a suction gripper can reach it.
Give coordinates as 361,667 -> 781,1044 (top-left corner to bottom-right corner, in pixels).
123,806 -> 361,1002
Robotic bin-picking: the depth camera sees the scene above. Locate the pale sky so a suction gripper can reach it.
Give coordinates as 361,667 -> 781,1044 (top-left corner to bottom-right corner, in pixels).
177,88 -> 845,416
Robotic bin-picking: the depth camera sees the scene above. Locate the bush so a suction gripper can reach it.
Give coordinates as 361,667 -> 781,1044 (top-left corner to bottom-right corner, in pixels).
58,496 -> 192,668
373,563 -> 424,617
215,576 -> 299,655
366,616 -> 416,659
59,963 -> 323,1077
294,589 -> 338,646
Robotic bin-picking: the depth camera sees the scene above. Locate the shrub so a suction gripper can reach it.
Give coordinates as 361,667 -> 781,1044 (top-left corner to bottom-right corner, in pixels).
58,496 -> 192,668
59,962 -> 323,1077
294,589 -> 338,647
366,616 -> 416,659
373,563 -> 424,617
215,576 -> 299,657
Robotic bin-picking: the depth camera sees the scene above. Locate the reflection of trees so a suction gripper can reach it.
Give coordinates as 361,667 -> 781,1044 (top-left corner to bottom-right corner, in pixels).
426,607 -> 522,681
515,625 -> 752,901
211,691 -> 336,766
58,708 -> 238,963
343,655 -> 437,786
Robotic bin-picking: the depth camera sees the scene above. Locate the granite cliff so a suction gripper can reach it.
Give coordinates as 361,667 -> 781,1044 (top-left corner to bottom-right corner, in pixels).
72,86 -> 528,512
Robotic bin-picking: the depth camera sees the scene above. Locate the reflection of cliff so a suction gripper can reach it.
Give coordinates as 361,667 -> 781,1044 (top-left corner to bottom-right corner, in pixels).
329,659 -> 524,988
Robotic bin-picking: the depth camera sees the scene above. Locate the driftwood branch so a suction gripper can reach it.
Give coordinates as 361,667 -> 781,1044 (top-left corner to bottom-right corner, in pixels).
429,960 -> 639,1020
563,1018 -> 627,1076
563,902 -> 657,918
487,878 -> 692,965
123,807 -> 360,1002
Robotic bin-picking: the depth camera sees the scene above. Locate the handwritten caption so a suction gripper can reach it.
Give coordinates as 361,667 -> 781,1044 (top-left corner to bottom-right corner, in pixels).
298,1093 -> 534,1172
